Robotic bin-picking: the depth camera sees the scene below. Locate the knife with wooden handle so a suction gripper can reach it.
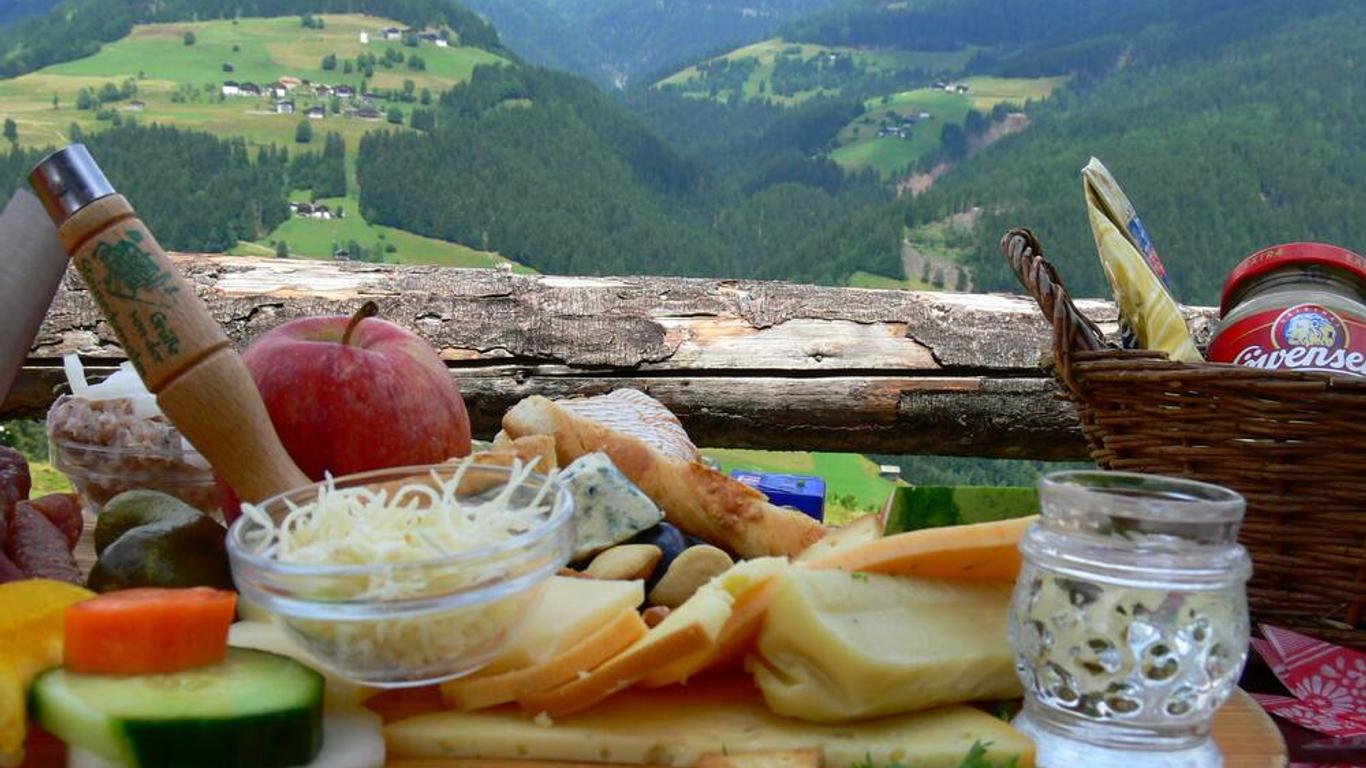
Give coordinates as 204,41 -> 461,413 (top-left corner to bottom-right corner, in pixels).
29,144 -> 310,504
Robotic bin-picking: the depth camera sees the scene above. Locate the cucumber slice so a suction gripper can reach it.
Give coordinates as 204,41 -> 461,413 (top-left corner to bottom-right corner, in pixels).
68,709 -> 384,768
33,647 -> 324,768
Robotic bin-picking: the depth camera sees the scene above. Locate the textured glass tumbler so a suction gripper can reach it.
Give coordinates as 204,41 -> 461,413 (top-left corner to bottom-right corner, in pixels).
1009,471 -> 1252,768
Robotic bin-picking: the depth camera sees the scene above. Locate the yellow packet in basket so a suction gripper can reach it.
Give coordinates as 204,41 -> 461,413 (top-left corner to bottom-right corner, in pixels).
1083,158 -> 1203,363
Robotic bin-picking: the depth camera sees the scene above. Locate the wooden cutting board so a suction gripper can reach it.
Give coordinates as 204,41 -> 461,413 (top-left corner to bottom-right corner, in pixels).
365,685 -> 1287,768
51,525 -> 1286,768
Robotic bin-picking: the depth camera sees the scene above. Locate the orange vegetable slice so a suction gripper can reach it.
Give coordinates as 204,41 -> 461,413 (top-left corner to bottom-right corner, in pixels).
64,587 -> 237,675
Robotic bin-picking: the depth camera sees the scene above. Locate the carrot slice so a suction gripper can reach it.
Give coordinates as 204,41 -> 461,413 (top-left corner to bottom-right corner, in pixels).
64,588 -> 238,675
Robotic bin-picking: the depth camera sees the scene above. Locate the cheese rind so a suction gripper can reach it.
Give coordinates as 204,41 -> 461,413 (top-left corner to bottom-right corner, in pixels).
442,610 -> 648,710
517,558 -> 785,716
793,514 -> 881,563
802,516 -> 1034,582
639,558 -> 787,687
752,569 -> 1021,722
386,676 -> 1035,768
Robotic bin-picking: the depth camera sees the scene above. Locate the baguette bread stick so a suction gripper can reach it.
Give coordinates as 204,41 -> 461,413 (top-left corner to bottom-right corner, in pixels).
503,394 -> 826,558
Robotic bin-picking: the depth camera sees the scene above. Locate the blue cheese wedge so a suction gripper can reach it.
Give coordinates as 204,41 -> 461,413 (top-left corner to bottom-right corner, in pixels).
562,452 -> 664,561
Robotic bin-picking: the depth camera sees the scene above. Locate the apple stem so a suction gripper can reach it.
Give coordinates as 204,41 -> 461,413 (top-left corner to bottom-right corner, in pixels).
343,301 -> 379,347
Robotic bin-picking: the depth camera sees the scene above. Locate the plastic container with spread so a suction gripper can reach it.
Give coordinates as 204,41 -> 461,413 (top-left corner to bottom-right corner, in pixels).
46,356 -> 220,516
1208,242 -> 1366,377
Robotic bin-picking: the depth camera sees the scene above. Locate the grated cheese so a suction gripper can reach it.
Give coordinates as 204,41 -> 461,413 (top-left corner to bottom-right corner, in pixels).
238,457 -> 565,679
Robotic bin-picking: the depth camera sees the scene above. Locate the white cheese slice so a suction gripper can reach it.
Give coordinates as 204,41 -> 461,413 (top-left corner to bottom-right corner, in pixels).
479,576 -> 645,675
752,569 -> 1021,722
385,675 -> 1033,767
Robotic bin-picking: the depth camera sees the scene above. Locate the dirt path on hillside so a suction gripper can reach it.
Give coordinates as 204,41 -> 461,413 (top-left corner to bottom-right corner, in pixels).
897,112 -> 1031,198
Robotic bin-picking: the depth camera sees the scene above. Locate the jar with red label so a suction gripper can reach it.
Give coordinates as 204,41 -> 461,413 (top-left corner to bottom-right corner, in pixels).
1209,243 -> 1366,377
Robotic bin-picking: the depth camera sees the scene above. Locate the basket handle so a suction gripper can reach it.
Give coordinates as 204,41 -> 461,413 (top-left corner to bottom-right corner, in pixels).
1000,228 -> 1111,392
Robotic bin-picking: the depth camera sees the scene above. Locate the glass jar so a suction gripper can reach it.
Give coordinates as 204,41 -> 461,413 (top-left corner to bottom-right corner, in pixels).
1009,471 -> 1251,768
1209,242 -> 1366,376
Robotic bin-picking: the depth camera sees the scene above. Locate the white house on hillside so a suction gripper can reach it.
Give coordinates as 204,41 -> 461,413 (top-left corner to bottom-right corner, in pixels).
358,30 -> 370,44
221,81 -> 240,96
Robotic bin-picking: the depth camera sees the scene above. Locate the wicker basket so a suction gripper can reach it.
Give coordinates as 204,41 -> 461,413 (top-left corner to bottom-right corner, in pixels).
1002,228 -> 1366,650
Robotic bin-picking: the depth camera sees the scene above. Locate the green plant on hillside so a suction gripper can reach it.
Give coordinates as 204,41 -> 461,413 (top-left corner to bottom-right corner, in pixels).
295,118 -> 312,144
3,119 -> 16,144
276,240 -> 289,258
182,30 -> 196,45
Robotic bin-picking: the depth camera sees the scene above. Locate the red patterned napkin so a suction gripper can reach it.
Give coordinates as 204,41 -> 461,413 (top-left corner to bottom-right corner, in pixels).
1250,624 -> 1366,768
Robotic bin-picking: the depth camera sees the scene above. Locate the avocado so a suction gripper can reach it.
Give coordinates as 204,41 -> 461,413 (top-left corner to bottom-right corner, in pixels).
95,490 -> 207,556
87,514 -> 234,593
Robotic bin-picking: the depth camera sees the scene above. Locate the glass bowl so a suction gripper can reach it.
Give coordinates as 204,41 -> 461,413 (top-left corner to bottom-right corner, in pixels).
49,436 -> 220,516
226,462 -> 575,688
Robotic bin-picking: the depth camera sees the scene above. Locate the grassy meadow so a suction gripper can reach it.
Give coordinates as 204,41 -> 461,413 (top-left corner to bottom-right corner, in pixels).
847,270 -> 930,290
0,14 -> 515,267
700,448 -> 902,525
830,75 -> 1068,177
655,38 -> 976,105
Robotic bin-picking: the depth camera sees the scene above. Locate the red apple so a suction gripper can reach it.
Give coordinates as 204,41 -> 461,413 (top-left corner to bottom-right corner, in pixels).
221,302 -> 471,522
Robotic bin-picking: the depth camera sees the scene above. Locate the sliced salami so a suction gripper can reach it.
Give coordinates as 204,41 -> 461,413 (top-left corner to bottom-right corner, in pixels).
23,494 -> 84,552
5,502 -> 82,584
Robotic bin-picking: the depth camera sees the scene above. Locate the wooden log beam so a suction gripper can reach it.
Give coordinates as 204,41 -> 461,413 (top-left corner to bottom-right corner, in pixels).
5,255 -> 1218,460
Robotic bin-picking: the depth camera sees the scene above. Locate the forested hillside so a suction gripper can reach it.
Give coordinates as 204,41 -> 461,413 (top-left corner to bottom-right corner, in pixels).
911,0 -> 1366,304
460,0 -> 846,87
784,0 -> 1242,62
0,0 -> 502,78
358,64 -> 902,281
0,125 -> 289,251
0,0 -> 59,27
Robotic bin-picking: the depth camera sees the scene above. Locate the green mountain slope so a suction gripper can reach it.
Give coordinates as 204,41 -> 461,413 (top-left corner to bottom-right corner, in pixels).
913,0 -> 1366,305
0,0 -> 60,27
455,0 -> 608,81
0,12 -> 514,267
461,0 -> 848,87
357,63 -> 901,281
0,0 -> 502,79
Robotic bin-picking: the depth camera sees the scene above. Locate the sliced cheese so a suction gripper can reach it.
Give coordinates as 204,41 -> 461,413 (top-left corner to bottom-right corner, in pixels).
698,749 -> 822,768
793,514 -> 882,563
386,676 -> 1034,768
442,610 -> 648,710
516,563 -> 750,717
639,558 -> 788,687
752,569 -> 1021,722
482,577 -> 645,675
802,516 -> 1034,582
